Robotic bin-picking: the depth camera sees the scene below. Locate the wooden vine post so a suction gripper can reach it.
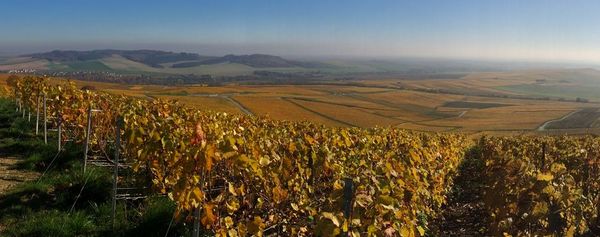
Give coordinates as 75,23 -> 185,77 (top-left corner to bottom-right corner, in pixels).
342,177 -> 354,236
308,155 -> 314,186
112,116 -> 123,228
541,142 -> 547,171
583,149 -> 590,196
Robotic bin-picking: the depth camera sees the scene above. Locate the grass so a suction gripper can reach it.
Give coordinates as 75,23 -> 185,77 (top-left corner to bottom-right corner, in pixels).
4,210 -> 97,237
14,141 -> 85,171
127,196 -> 191,237
0,98 -> 190,236
47,61 -> 69,71
66,60 -> 111,71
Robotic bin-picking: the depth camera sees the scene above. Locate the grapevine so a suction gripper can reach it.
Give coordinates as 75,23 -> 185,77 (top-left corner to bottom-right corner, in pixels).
480,136 -> 600,236
8,75 -> 471,236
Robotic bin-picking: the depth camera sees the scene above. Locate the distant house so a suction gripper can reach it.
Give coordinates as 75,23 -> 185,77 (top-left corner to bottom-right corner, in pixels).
576,97 -> 589,103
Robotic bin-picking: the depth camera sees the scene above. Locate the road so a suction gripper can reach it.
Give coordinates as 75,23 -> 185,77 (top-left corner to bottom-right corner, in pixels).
537,109 -> 582,131
189,93 -> 254,116
222,96 -> 253,116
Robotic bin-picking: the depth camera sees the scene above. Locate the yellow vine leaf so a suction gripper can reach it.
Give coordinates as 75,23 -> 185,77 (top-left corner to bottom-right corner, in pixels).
192,187 -> 204,203
536,173 -> 554,181
226,198 -> 240,214
228,183 -> 237,196
321,212 -> 340,227
417,226 -> 425,236
247,216 -> 265,235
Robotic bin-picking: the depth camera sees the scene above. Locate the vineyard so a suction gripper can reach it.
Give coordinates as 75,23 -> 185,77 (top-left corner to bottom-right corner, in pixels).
479,136 -> 600,236
3,75 -> 600,236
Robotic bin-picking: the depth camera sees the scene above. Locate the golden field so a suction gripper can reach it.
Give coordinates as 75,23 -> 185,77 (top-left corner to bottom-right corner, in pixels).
4,70 -> 600,135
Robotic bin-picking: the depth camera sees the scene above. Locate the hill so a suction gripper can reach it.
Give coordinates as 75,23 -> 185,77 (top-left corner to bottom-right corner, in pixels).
3,50 -> 596,85
26,49 -> 328,70
172,54 -> 329,68
29,49 -> 203,67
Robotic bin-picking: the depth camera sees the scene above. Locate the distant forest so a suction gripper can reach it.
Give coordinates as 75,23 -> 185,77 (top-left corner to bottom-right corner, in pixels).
34,70 -> 328,86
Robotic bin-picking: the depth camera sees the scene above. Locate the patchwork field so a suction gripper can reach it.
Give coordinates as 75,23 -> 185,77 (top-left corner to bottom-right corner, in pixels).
4,68 -> 600,134
544,108 -> 600,129
442,101 -> 509,109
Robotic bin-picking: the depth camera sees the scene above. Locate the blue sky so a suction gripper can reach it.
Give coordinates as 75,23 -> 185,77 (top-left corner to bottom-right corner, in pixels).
1,0 -> 600,62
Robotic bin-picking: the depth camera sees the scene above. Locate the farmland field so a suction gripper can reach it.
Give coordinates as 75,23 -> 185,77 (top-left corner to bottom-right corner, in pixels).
66,60 -> 111,70
544,108 -> 600,129
496,84 -> 600,101
442,101 -> 509,109
4,69 -> 600,134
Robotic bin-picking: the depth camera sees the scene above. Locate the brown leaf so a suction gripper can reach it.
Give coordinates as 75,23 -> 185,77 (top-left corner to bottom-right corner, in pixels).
200,203 -> 217,228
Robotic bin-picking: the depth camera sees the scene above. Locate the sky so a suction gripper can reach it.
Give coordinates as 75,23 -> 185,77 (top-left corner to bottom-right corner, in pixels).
1,0 -> 600,63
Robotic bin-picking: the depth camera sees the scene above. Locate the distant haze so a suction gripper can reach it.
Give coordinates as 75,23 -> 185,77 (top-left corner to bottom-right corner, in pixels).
1,0 -> 600,64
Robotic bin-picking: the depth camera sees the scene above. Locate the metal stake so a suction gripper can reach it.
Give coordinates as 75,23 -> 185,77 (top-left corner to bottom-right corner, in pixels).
36,96 -> 40,135
83,107 -> 92,173
43,94 -> 47,144
57,112 -> 62,152
193,206 -> 201,237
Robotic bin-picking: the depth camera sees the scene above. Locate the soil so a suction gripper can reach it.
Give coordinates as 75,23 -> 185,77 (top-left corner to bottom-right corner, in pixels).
0,156 -> 39,195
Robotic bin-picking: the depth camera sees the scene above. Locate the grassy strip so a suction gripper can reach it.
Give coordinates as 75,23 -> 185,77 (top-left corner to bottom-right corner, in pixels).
0,98 -> 191,237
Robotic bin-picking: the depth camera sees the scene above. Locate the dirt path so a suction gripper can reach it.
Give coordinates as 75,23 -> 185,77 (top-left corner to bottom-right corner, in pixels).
0,156 -> 39,195
186,93 -> 254,115
281,97 -> 356,127
430,151 -> 489,236
223,96 -> 254,116
537,109 -> 582,131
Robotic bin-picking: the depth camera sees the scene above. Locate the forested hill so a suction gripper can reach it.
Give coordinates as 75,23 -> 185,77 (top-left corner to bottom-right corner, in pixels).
27,49 -> 327,69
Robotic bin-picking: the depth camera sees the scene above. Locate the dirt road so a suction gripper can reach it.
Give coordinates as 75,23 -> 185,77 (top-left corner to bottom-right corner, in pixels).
0,156 -> 39,195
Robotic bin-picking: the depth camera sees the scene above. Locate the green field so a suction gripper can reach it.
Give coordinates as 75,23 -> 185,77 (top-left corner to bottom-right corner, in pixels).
65,60 -> 111,71
497,84 -> 600,101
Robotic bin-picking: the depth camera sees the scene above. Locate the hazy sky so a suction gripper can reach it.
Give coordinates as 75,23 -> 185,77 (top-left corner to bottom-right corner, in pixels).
1,0 -> 600,63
